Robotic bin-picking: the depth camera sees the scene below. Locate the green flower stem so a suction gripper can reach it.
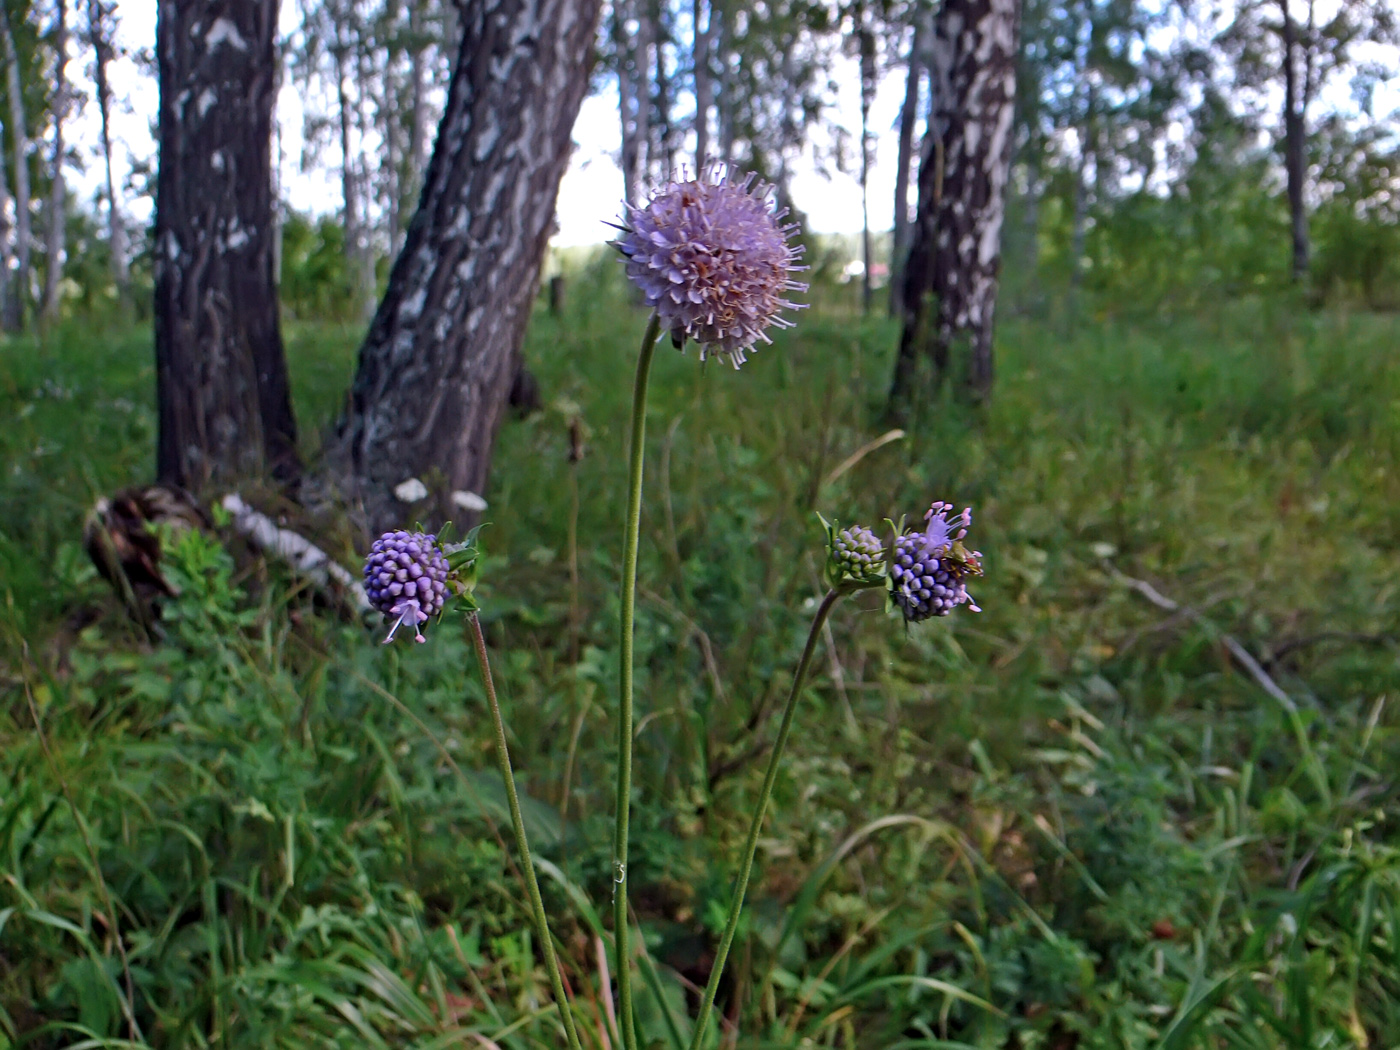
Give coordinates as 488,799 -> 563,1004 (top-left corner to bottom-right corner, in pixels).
614,311 -> 663,1050
689,588 -> 844,1050
468,612 -> 584,1050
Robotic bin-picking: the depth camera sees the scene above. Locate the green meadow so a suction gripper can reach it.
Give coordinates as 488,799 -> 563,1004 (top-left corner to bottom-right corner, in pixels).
2,262 -> 1398,1047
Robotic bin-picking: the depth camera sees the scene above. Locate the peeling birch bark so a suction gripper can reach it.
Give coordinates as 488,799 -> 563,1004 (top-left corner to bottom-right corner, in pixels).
891,0 -> 1020,409
327,0 -> 602,535
153,0 -> 299,489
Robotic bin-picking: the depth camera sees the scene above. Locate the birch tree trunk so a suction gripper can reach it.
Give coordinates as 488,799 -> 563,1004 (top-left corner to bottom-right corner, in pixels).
327,0 -> 601,536
889,13 -> 925,317
353,30 -> 377,316
1069,78 -> 1095,292
381,0 -> 406,255
889,0 -> 1020,411
617,0 -> 642,204
858,21 -> 875,315
332,30 -> 371,318
87,0 -> 129,303
1279,0 -> 1310,280
716,0 -> 735,163
692,0 -> 712,167
42,0 -> 69,327
407,0 -> 429,191
2,5 -> 32,329
154,0 -> 299,489
650,0 -> 674,175
0,118 -> 13,332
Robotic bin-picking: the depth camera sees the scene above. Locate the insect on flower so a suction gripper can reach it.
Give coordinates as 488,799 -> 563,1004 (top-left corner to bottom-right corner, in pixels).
890,502 -> 983,622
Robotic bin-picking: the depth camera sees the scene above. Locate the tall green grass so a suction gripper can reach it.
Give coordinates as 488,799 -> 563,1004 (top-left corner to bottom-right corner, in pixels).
1,268 -> 1397,1047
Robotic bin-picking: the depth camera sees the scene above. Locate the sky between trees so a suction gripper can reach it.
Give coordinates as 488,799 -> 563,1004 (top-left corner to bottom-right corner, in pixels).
69,0 -> 1398,248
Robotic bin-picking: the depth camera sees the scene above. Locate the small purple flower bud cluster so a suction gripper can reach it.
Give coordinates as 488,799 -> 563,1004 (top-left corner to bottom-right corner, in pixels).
364,530 -> 450,643
615,165 -> 807,367
891,502 -> 983,622
831,525 -> 886,586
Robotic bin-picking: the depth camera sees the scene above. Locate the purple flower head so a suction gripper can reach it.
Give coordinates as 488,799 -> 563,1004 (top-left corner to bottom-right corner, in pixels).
614,165 -> 808,367
363,530 -> 451,643
890,502 -> 983,622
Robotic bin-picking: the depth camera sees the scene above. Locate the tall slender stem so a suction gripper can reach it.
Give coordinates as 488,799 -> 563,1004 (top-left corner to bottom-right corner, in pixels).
468,612 -> 584,1050
689,588 -> 844,1050
615,312 -> 662,1050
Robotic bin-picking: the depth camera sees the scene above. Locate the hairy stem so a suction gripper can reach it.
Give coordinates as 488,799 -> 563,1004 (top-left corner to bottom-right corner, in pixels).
468,612 -> 583,1050
689,588 -> 844,1050
614,312 -> 662,1050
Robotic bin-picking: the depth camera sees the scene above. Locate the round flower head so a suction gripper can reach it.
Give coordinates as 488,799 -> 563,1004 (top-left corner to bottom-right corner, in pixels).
364,530 -> 451,643
829,524 -> 887,588
614,165 -> 807,367
890,502 -> 983,622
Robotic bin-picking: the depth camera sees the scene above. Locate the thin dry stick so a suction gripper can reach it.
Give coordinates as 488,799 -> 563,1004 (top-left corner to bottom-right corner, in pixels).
819,428 -> 906,490
1110,565 -> 1298,714
594,933 -> 619,1049
22,670 -> 142,1043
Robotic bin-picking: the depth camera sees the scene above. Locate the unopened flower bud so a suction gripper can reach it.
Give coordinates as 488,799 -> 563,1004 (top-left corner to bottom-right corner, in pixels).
826,523 -> 887,590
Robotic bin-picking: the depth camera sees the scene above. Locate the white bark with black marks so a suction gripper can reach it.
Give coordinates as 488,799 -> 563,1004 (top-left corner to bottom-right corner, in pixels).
2,5 -> 32,329
1279,0 -> 1312,280
153,0 -> 298,489
87,0 -> 129,302
42,0 -> 69,327
692,0 -> 712,167
0,98 -> 12,331
890,0 -> 1020,408
328,0 -> 602,535
858,19 -> 876,315
889,12 -> 926,317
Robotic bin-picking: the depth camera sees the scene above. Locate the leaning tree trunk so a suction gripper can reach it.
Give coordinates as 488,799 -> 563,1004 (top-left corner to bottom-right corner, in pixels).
888,0 -> 1019,412
154,0 -> 299,489
327,0 -> 602,536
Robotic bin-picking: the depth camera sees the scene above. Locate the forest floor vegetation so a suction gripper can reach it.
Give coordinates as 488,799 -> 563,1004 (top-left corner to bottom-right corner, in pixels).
1,267 -> 1398,1047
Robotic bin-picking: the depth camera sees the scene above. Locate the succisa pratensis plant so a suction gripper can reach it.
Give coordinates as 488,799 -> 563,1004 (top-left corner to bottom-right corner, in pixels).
685,504 -> 984,1050
363,527 -> 585,1050
609,163 -> 807,1050
361,168 -> 987,1049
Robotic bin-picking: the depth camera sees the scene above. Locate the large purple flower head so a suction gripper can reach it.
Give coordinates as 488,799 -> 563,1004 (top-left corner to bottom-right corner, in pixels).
364,530 -> 451,643
890,502 -> 983,622
614,165 -> 807,367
